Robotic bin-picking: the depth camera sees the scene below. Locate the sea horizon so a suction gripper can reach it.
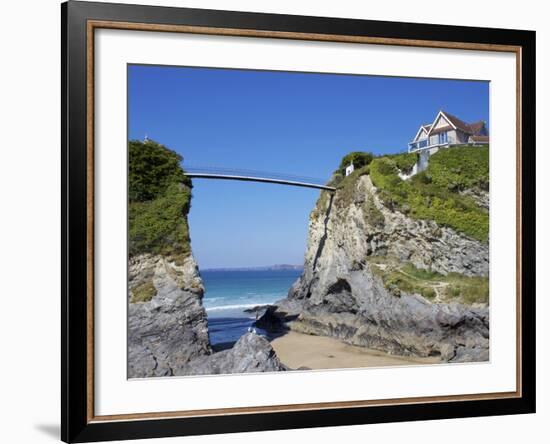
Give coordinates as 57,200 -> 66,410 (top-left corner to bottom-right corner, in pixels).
201,268 -> 302,346
201,264 -> 304,272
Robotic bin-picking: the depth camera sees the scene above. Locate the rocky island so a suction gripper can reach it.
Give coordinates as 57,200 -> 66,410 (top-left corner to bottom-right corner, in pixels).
257,147 -> 490,363
127,140 -> 284,378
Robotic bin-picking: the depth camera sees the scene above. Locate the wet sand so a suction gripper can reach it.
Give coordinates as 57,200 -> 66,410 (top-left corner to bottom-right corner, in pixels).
270,331 -> 441,370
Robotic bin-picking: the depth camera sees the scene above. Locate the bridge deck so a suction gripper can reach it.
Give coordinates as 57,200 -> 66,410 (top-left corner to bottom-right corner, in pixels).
185,173 -> 336,191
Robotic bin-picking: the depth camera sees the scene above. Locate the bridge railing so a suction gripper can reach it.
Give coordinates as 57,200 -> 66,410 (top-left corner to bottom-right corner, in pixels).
183,165 -> 330,187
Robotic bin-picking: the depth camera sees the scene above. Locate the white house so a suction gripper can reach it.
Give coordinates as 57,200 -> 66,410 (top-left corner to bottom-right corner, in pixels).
401,110 -> 489,179
345,163 -> 355,176
408,110 -> 489,153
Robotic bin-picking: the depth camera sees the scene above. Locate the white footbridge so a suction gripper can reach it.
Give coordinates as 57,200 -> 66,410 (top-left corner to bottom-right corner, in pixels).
184,166 -> 336,192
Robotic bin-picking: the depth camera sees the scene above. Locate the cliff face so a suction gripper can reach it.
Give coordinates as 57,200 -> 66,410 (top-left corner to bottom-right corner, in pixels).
128,254 -> 211,377
259,172 -> 489,362
128,140 -> 284,377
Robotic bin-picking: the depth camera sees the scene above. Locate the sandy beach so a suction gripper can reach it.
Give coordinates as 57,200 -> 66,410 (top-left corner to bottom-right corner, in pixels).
271,331 -> 441,370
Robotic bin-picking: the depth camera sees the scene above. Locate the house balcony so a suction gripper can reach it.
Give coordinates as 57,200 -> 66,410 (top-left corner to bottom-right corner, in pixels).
408,139 -> 428,152
408,140 -> 451,153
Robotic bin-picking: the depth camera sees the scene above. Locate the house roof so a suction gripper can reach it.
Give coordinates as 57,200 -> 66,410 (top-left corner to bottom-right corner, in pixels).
440,111 -> 472,133
469,135 -> 490,142
411,112 -> 487,144
413,124 -> 431,141
440,111 -> 486,136
467,120 -> 486,135
429,125 -> 453,135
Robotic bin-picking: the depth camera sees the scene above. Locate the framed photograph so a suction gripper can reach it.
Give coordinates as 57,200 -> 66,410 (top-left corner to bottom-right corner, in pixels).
62,1 -> 535,442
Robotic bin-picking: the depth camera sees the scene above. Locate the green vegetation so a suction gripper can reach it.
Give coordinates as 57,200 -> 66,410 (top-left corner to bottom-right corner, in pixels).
362,194 -> 384,228
338,151 -> 374,174
333,165 -> 371,208
367,256 -> 489,305
327,171 -> 345,188
327,152 -> 374,189
401,262 -> 441,281
129,140 -> 191,201
130,280 -> 157,303
311,190 -> 331,220
129,140 -> 192,260
369,145 -> 489,241
446,273 -> 489,305
427,145 -> 489,191
319,145 -> 489,240
314,160 -> 372,219
388,152 -> 418,174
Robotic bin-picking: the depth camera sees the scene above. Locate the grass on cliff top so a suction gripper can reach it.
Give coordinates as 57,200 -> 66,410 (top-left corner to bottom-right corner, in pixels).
129,139 -> 192,260
387,152 -> 418,174
367,256 -> 489,305
369,145 -> 489,242
329,151 -> 417,204
338,151 -> 374,174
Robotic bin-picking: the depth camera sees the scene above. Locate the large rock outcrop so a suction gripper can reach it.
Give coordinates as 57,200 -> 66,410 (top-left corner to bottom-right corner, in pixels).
182,333 -> 285,375
258,174 -> 489,362
128,139 -> 285,377
128,254 -> 211,378
128,254 -> 286,377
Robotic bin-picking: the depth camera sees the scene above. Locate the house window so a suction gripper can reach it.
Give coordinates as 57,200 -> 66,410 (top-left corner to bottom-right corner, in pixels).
438,132 -> 448,144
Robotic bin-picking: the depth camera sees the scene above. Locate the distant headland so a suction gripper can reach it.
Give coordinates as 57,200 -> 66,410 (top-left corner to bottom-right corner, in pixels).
202,264 -> 304,272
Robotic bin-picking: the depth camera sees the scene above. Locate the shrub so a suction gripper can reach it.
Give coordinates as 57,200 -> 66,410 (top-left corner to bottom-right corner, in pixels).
338,151 -> 374,174
129,183 -> 192,258
369,145 -> 489,242
421,287 -> 436,299
129,139 -> 191,202
128,140 -> 193,259
428,145 -> 489,191
372,156 -> 397,177
389,152 -> 418,174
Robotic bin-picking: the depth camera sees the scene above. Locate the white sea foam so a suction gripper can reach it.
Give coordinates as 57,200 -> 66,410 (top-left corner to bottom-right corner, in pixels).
205,302 -> 274,312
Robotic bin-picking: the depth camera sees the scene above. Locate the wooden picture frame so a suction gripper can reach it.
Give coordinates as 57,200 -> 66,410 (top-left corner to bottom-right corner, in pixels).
62,1 -> 536,442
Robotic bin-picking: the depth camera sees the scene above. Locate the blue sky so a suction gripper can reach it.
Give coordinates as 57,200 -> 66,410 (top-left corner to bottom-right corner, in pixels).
128,65 -> 489,269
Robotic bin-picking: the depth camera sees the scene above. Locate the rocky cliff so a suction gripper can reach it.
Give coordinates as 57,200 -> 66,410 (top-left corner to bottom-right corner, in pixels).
128,140 -> 284,377
258,148 -> 490,363
128,254 -> 210,377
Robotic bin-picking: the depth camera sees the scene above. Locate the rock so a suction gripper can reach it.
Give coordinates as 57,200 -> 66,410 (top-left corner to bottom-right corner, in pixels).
243,304 -> 271,317
261,175 -> 490,362
450,345 -> 490,362
181,333 -> 285,375
460,188 -> 490,211
127,142 -> 285,377
254,299 -> 302,332
128,254 -> 211,378
128,255 -> 286,378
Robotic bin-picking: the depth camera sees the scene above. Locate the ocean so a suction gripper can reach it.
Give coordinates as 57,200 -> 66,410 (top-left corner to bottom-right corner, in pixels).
201,269 -> 302,347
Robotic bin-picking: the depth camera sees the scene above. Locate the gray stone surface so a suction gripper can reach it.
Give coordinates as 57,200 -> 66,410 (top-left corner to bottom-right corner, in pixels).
128,255 -> 286,378
181,332 -> 285,375
128,254 -> 211,378
258,175 -> 490,362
